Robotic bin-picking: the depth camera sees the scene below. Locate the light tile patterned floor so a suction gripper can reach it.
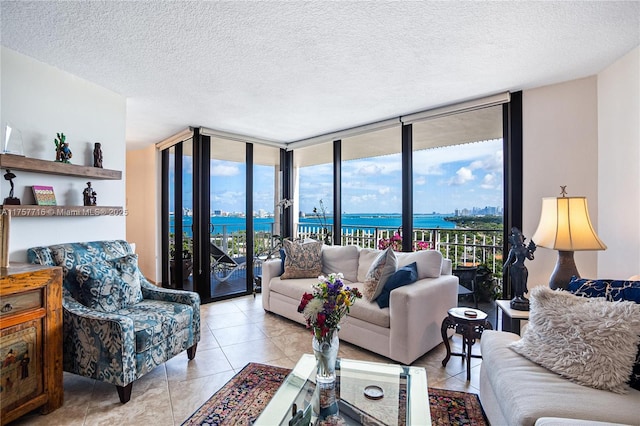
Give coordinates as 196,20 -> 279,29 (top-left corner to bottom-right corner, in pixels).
12,295 -> 492,426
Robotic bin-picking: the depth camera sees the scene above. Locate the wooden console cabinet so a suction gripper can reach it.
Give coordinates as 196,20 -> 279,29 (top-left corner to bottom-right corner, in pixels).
0,264 -> 63,425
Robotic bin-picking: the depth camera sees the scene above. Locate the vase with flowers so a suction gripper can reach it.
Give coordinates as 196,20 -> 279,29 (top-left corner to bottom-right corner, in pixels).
298,272 -> 362,384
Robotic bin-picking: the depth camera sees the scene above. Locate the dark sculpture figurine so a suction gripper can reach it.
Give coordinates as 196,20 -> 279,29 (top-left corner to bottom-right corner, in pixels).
93,142 -> 103,168
503,227 -> 536,311
83,182 -> 97,206
3,169 -> 20,205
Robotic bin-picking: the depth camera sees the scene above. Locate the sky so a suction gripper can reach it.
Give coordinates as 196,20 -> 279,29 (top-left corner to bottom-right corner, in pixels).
171,138 -> 503,215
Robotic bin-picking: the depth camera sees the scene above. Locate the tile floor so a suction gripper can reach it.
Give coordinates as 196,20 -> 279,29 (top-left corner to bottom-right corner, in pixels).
12,295 -> 494,426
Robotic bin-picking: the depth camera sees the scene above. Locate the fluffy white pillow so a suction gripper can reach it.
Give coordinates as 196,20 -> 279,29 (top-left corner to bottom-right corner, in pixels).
509,286 -> 640,393
362,248 -> 397,302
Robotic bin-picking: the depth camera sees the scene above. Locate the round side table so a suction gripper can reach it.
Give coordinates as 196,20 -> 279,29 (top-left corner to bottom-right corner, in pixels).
441,307 -> 493,381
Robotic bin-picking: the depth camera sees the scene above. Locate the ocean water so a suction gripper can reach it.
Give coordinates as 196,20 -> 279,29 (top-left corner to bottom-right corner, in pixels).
171,213 -> 455,237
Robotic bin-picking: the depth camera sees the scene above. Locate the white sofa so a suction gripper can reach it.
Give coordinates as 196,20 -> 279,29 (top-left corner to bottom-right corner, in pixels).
479,330 -> 640,426
261,245 -> 458,364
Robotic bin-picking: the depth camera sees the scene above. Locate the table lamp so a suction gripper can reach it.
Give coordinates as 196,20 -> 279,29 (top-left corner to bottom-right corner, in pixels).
531,188 -> 606,290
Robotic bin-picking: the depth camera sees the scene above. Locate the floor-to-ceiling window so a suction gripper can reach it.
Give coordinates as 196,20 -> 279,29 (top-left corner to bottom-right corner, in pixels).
412,105 -> 504,273
295,141 -> 334,242
341,126 -> 402,248
162,131 -> 284,302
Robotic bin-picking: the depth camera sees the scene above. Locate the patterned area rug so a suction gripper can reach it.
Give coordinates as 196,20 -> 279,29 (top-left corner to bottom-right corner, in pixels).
182,362 -> 488,426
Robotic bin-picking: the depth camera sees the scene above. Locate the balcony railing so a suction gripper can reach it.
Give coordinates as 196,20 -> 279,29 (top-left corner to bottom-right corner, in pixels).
170,222 -> 504,276
297,224 -> 504,275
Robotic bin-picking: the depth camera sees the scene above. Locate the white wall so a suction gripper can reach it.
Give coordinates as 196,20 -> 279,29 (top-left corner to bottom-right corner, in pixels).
522,45 -> 640,286
1,47 -> 126,261
522,76 -> 600,288
597,46 -> 640,278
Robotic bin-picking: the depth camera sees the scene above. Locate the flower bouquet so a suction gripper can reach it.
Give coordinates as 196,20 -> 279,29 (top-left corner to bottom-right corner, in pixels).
298,273 -> 362,383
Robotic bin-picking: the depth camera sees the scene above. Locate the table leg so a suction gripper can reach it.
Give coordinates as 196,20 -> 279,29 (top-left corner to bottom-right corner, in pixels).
440,316 -> 454,367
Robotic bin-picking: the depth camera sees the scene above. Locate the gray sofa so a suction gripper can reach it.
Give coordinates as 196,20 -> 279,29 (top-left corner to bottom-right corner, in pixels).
479,330 -> 640,425
261,245 -> 458,364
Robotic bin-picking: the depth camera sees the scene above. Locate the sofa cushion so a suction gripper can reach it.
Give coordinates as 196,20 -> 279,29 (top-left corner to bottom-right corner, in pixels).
270,276 -> 320,302
346,294 -> 390,328
73,254 -> 144,313
376,262 -> 418,308
363,248 -> 397,301
322,245 -> 359,282
482,330 -> 640,426
509,286 -> 640,394
281,239 -> 323,279
116,299 -> 193,353
396,250 -> 443,279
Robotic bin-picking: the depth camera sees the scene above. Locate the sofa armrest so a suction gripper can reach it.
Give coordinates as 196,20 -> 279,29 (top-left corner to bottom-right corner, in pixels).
261,259 -> 283,311
140,279 -> 201,343
388,275 -> 458,364
62,296 -> 138,386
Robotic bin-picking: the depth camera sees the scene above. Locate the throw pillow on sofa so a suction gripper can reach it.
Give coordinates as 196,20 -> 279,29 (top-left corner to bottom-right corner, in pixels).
509,286 -> 640,394
321,245 -> 359,282
376,262 -> 418,308
73,254 -> 144,313
362,247 -> 397,302
567,276 -> 640,390
396,250 -> 443,279
280,239 -> 323,279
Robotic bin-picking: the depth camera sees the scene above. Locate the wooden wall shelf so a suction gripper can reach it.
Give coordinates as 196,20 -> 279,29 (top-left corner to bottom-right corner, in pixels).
1,205 -> 125,217
0,154 -> 121,180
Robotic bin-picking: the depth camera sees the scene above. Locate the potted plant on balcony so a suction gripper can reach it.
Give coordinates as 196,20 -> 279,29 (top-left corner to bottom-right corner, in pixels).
170,233 -> 193,286
476,263 -> 501,302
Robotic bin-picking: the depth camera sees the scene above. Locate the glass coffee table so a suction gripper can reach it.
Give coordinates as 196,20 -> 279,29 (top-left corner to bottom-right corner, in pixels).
255,354 -> 430,425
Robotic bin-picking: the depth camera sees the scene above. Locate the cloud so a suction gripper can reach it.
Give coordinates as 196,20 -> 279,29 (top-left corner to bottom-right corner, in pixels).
480,173 -> 498,189
415,176 -> 426,185
349,194 -> 377,204
378,186 -> 391,195
449,167 -> 475,185
357,163 -> 384,176
211,164 -> 239,176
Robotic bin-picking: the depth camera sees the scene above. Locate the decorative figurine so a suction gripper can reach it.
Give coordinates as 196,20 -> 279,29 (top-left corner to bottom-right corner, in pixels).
3,169 -> 20,205
93,142 -> 103,168
83,182 -> 97,206
503,227 -> 536,311
54,132 -> 72,163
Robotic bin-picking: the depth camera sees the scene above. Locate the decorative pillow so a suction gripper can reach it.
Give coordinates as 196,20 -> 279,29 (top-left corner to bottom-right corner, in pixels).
73,254 -> 144,313
509,286 -> 640,393
568,277 -> 640,303
322,245 -> 359,282
568,276 -> 640,390
357,248 -> 382,282
395,250 -> 443,279
376,262 -> 418,309
280,239 -> 323,279
362,248 -> 397,302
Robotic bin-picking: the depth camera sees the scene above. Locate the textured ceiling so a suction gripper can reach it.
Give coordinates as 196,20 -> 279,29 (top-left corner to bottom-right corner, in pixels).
1,1 -> 639,150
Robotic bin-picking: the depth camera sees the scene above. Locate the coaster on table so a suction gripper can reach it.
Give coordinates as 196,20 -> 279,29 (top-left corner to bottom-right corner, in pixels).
363,385 -> 384,400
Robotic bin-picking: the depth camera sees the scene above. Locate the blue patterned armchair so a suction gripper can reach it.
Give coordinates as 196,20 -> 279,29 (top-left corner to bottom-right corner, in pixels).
28,240 -> 200,403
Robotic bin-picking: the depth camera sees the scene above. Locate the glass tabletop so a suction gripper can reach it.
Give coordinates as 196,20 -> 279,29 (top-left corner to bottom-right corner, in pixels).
255,354 -> 430,425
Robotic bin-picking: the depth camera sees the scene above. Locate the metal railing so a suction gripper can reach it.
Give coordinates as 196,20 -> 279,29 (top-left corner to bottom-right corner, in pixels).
297,223 -> 504,275
170,222 -> 504,275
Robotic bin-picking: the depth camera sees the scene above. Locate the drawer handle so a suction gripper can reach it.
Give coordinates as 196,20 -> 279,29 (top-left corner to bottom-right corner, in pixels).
1,303 -> 12,313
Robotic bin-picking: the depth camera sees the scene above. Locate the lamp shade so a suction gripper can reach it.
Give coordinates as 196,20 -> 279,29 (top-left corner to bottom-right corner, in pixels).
531,196 -> 606,251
